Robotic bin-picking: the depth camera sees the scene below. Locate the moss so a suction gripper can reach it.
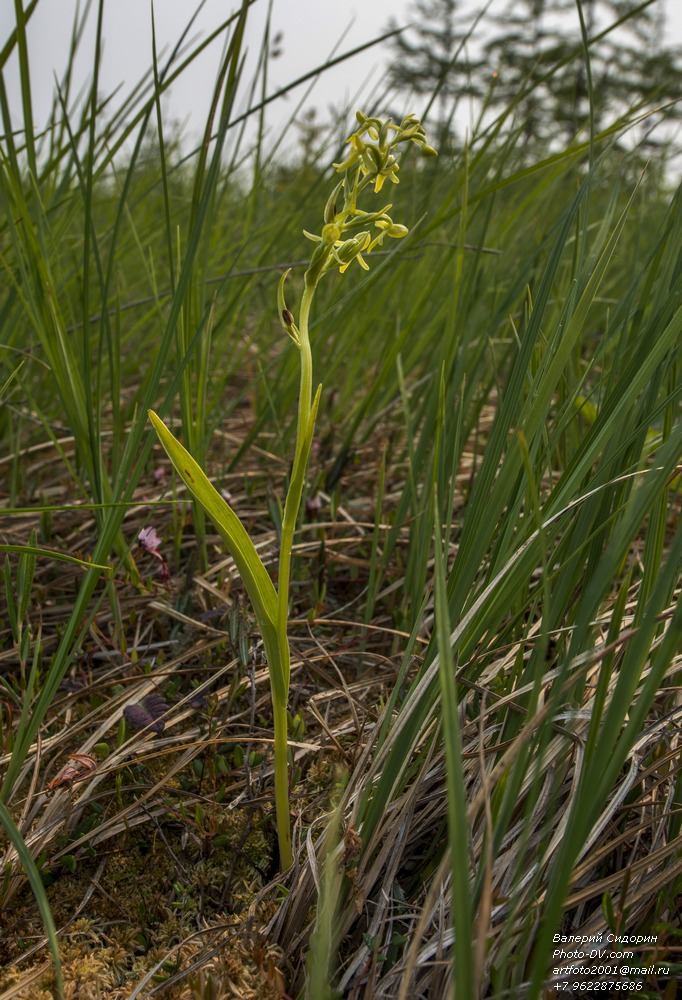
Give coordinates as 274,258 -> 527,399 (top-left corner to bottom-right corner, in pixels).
0,807 -> 276,997
1,908 -> 287,999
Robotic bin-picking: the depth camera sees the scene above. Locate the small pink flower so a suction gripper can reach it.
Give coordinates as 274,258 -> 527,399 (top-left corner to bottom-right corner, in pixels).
137,526 -> 171,586
138,525 -> 162,553
306,494 -> 323,515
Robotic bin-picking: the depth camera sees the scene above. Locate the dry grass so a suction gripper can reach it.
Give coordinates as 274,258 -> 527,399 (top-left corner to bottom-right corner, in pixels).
269,604 -> 682,997
2,396 -> 680,999
0,399 -> 426,997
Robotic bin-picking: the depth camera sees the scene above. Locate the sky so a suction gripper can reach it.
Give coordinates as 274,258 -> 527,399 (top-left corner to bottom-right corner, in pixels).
1,0 -> 413,150
2,0 -> 682,157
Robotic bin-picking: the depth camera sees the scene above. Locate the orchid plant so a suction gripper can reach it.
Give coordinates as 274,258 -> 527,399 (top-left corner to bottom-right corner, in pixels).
148,112 -> 436,869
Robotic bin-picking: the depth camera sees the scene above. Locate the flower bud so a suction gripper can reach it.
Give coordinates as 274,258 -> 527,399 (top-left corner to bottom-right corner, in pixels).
321,223 -> 342,245
361,143 -> 385,173
378,221 -> 408,238
334,233 -> 370,265
324,180 -> 344,224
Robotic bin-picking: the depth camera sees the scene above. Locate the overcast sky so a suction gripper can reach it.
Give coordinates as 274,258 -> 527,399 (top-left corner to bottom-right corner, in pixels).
2,0 -> 682,155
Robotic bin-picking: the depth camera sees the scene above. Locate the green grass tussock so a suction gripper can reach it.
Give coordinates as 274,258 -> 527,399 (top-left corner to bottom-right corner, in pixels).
0,1 -> 681,998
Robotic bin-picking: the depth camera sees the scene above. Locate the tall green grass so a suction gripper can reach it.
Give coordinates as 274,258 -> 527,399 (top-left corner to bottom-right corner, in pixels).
1,0 -> 680,997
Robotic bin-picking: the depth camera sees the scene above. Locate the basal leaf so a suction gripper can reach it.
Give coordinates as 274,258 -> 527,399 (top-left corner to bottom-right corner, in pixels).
148,411 -> 278,634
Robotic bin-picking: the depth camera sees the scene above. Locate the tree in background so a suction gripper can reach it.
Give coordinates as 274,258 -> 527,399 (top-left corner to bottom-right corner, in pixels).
484,0 -> 682,143
483,0 -> 577,142
387,0 -> 682,151
385,0 -> 486,147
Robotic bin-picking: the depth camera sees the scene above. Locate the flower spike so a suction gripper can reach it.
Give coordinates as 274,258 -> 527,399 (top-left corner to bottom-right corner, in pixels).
303,113 -> 436,284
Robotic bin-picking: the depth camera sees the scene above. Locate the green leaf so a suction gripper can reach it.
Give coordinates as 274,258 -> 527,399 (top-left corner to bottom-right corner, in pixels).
305,385 -> 322,459
17,529 -> 37,622
433,490 -> 474,995
4,555 -> 17,639
0,801 -> 64,998
147,410 -> 279,639
0,545 -> 111,575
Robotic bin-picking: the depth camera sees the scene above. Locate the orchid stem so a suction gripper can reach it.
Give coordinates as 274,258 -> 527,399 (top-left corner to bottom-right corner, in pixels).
272,280 -> 316,870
